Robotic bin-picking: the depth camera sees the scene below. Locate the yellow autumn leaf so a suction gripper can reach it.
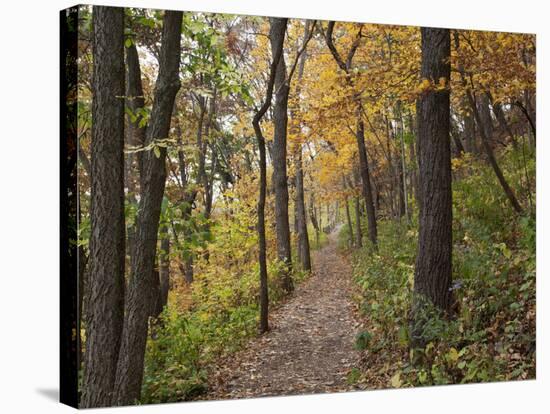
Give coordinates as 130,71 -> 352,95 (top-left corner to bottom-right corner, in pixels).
448,347 -> 459,362
390,372 -> 402,388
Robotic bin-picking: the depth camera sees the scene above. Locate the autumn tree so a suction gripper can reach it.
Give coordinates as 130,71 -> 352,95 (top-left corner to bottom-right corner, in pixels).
324,21 -> 378,247
453,31 -> 523,214
411,27 -> 453,347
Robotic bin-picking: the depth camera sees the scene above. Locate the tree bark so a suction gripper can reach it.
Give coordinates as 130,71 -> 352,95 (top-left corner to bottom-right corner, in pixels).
270,18 -> 293,293
81,6 -> 126,408
252,17 -> 287,333
125,41 -> 146,275
355,113 -> 378,246
113,11 -> 183,406
294,147 -> 311,271
412,28 -> 453,348
342,176 -> 354,248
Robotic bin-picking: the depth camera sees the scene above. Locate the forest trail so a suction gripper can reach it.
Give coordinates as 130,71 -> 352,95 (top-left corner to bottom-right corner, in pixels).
206,228 -> 361,399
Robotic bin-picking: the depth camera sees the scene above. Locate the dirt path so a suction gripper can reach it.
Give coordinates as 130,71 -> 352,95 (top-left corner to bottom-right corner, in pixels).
205,229 -> 361,399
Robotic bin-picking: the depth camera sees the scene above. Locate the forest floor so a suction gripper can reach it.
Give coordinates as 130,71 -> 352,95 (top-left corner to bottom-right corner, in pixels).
204,228 -> 362,400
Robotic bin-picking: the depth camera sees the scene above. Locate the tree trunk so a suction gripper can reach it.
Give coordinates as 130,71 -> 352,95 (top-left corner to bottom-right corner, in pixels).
386,115 -> 397,218
253,17 -> 287,333
412,27 -> 453,348
270,18 -> 293,293
77,196 -> 88,376
201,95 -> 217,263
81,6 -> 125,408
309,193 -> 320,249
344,195 -> 354,247
176,107 -> 204,284
487,91 -> 518,149
113,11 -> 183,406
450,117 -> 466,157
291,25 -> 311,272
462,97 -> 476,154
153,231 -> 170,318
397,112 -> 410,222
294,146 -> 311,271
478,93 -> 495,145
125,42 -> 147,272
353,196 -> 363,248
406,114 -> 421,212
355,112 -> 378,246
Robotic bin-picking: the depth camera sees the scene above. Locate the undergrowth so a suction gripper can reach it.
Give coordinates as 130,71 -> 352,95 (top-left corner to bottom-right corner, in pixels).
348,147 -> 535,389
141,259 -> 309,403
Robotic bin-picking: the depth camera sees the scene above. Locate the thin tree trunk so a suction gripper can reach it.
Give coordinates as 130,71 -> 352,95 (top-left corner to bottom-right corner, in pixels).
386,115 -> 397,218
487,91 -> 518,149
353,196 -> 363,248
309,193 -> 320,249
398,111 -> 410,222
355,112 -> 378,246
294,146 -> 311,270
344,194 -> 354,247
177,106 -> 204,284
478,93 -> 494,146
153,231 -> 170,318
412,27 -> 453,348
81,6 -> 125,408
125,42 -> 146,275
113,11 -> 183,405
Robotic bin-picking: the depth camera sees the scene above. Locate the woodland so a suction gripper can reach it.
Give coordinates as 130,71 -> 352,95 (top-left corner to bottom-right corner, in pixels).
66,5 -> 536,407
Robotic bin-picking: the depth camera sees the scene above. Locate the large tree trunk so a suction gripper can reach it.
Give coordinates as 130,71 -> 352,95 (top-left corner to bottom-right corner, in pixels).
81,6 -> 126,408
77,197 -> 88,375
113,11 -> 183,406
412,28 -> 453,348
253,17 -> 287,333
270,19 -> 293,293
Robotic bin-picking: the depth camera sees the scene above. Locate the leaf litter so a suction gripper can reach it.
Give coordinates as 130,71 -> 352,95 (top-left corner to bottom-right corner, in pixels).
203,231 -> 363,400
